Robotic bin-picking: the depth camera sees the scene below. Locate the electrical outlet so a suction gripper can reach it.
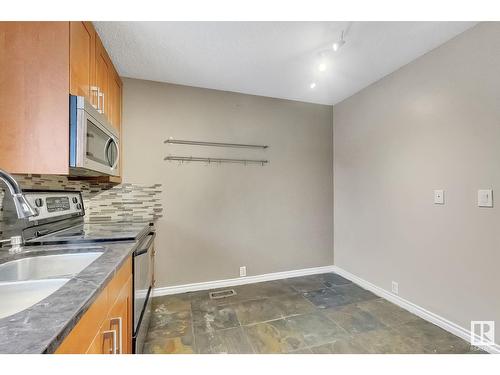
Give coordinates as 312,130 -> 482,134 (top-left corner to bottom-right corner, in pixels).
478,189 -> 493,207
434,190 -> 444,204
239,266 -> 246,277
391,281 -> 399,295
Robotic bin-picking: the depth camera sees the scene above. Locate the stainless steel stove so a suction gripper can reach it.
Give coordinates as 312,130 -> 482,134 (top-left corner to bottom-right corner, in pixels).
26,221 -> 151,245
4,190 -> 152,246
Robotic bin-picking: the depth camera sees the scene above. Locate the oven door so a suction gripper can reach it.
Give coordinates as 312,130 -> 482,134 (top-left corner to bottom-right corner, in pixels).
69,95 -> 120,177
133,232 -> 155,353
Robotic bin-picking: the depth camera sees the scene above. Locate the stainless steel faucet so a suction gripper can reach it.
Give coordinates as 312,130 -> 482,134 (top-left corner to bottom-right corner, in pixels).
0,169 -> 37,219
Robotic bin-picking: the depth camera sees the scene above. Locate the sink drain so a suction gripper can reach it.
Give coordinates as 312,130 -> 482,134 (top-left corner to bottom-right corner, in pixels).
209,289 -> 237,300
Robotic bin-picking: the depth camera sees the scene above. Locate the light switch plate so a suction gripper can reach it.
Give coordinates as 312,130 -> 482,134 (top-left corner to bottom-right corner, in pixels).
478,189 -> 493,207
434,190 -> 444,204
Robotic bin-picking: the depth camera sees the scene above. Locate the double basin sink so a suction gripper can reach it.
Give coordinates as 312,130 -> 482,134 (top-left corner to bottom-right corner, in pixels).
0,250 -> 103,319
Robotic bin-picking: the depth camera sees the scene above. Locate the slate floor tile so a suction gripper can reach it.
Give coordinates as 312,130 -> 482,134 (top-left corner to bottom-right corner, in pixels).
152,294 -> 191,314
195,327 -> 254,354
396,320 -> 472,354
192,304 -> 240,335
143,334 -> 194,354
309,338 -> 368,354
147,310 -> 192,338
329,283 -> 379,305
318,273 -> 352,287
145,275 -> 479,355
235,294 -> 315,325
351,327 -> 425,354
356,298 -> 419,327
286,313 -> 349,347
235,280 -> 297,300
303,283 -> 378,310
302,288 -> 344,309
322,303 -> 386,334
274,293 -> 316,317
244,318 -> 308,353
282,275 -> 327,292
234,298 -> 287,325
288,347 -> 313,354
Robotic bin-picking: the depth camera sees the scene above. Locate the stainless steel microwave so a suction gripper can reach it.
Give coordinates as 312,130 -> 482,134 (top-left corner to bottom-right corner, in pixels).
69,95 -> 120,177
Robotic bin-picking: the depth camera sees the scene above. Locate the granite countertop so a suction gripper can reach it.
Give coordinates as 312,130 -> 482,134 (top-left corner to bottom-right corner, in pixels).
0,240 -> 141,354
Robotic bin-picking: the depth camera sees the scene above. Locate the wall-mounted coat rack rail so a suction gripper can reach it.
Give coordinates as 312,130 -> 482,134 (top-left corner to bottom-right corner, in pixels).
164,138 -> 268,149
164,156 -> 268,165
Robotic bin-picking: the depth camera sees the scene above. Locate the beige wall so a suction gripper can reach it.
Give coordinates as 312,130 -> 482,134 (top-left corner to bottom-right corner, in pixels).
333,22 -> 500,344
122,78 -> 333,287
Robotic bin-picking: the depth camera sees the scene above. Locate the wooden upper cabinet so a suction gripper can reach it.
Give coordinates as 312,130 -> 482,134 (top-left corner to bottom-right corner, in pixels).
0,22 -> 70,175
95,35 -> 111,119
109,68 -> 123,131
0,22 -> 123,178
69,21 -> 95,102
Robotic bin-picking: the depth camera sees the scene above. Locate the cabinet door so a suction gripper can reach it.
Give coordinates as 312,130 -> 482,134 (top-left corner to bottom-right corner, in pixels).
108,69 -> 122,131
69,21 -> 95,102
55,287 -> 109,354
0,22 -> 69,175
108,276 -> 132,354
95,35 -> 110,118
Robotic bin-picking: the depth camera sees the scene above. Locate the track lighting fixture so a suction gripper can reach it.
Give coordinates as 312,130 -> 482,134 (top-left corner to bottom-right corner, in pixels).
332,30 -> 346,52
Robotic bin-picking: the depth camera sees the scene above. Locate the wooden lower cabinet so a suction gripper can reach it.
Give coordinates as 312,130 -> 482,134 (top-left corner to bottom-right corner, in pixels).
56,257 -> 132,354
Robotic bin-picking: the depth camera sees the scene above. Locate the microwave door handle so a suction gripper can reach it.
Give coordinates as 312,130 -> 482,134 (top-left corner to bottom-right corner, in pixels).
104,137 -> 120,171
104,138 -> 112,167
113,137 -> 120,170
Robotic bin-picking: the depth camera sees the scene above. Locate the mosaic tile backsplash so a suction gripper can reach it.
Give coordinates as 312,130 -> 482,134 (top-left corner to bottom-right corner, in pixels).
0,174 -> 163,237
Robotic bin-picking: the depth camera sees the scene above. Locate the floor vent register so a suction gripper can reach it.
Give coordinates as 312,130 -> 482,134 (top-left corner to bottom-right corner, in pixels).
209,289 -> 237,300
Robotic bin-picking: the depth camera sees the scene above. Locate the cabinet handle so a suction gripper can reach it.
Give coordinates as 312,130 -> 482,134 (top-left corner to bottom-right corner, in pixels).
110,317 -> 123,354
90,86 -> 100,110
103,329 -> 117,354
98,92 -> 104,114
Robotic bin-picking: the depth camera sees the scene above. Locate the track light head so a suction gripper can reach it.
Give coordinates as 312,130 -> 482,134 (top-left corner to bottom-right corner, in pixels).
332,30 -> 346,52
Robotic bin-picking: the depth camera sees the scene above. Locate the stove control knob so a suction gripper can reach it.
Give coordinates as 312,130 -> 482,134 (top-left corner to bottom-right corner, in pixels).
76,203 -> 82,210
72,197 -> 78,204
34,198 -> 43,207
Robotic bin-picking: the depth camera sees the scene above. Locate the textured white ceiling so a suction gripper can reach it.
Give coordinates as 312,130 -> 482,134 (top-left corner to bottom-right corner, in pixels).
94,21 -> 476,105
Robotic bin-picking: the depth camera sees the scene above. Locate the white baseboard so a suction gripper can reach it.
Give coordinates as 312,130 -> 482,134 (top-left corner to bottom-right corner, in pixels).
153,265 -> 336,296
153,263 -> 499,354
331,265 -> 500,354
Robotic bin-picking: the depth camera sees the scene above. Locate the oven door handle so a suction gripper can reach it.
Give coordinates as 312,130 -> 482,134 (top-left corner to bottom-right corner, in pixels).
134,232 -> 155,256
